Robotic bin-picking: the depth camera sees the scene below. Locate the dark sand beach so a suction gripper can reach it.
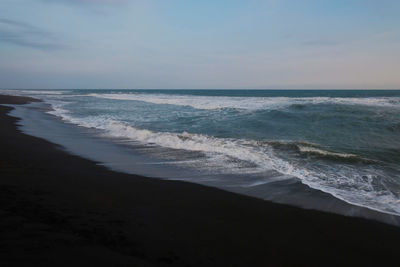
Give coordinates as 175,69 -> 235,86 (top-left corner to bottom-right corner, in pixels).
1,94 -> 400,266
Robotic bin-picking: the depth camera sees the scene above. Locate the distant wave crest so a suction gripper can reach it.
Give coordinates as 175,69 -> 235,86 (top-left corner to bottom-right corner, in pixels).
89,93 -> 400,111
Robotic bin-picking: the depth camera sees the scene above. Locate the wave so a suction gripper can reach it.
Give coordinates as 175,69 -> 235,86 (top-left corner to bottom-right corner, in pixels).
47,102 -> 400,216
266,141 -> 375,164
89,93 -> 400,111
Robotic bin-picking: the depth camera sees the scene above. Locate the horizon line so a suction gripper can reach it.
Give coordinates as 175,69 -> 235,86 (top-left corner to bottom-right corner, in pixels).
2,88 -> 400,91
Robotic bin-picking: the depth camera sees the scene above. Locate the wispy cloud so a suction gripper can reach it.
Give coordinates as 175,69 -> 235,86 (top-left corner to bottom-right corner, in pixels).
0,18 -> 65,50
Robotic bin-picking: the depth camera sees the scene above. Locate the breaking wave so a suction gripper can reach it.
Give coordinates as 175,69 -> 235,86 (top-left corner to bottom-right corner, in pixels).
89,93 -> 400,111
266,141 -> 376,164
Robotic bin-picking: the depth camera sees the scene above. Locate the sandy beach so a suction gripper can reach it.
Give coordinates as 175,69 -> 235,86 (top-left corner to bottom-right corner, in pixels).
1,94 -> 400,266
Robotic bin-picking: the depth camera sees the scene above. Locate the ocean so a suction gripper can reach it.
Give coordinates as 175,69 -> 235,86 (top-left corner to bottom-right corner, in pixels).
3,89 -> 400,220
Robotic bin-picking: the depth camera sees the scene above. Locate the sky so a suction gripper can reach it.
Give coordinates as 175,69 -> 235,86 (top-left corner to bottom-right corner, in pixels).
1,0 -> 400,89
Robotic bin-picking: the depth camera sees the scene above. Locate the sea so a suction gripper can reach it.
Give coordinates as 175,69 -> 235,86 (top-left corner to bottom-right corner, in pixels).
3,89 -> 400,223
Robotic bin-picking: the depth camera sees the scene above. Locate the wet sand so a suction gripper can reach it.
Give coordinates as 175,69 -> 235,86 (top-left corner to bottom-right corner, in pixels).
1,94 -> 399,266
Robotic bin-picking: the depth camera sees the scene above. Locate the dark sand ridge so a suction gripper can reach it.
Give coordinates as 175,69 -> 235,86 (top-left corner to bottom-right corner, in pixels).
0,94 -> 399,266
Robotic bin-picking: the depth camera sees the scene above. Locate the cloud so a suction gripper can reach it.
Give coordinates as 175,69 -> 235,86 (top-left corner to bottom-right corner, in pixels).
0,18 -> 65,50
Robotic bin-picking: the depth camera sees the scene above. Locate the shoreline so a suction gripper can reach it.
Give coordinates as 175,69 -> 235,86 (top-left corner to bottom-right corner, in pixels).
10,94 -> 400,226
1,94 -> 400,266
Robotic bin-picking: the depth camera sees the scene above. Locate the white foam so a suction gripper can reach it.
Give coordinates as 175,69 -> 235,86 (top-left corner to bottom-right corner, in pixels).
297,145 -> 357,158
47,102 -> 400,216
21,90 -> 69,95
89,93 -> 400,111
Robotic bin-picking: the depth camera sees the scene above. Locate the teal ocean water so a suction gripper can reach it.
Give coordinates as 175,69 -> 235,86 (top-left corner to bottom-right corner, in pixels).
4,89 -> 400,216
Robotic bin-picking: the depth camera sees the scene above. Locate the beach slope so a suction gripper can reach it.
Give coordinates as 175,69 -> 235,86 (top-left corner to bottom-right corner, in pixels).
0,95 -> 399,266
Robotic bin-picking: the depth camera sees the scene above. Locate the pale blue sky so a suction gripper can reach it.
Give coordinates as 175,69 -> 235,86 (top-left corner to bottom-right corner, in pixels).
1,0 -> 400,89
